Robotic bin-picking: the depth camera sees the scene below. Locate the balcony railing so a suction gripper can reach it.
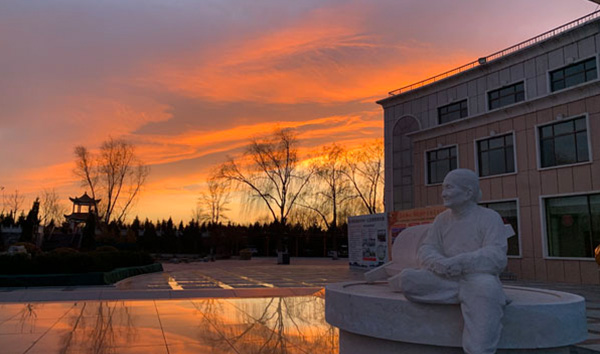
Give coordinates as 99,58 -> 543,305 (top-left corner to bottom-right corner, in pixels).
388,10 -> 600,96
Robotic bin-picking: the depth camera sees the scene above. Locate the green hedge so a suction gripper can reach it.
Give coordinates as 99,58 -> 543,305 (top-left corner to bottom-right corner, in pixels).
0,263 -> 163,287
0,251 -> 155,275
103,263 -> 163,284
0,272 -> 105,287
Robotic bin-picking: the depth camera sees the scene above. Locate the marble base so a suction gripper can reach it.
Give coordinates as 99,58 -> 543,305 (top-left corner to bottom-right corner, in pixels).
326,281 -> 587,351
340,330 -> 570,354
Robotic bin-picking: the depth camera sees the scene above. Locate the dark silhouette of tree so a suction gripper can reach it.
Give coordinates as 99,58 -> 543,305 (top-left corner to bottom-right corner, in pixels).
197,173 -> 231,224
138,218 -> 159,251
219,128 -> 312,228
16,212 -> 25,225
4,189 -> 25,218
343,139 -> 384,214
40,189 -> 66,226
81,212 -> 96,250
73,146 -> 99,212
20,198 -> 40,243
0,208 -> 348,257
0,212 -> 15,227
180,220 -> 201,254
302,143 -> 353,231
74,137 -> 150,224
40,189 -> 67,237
130,216 -> 141,233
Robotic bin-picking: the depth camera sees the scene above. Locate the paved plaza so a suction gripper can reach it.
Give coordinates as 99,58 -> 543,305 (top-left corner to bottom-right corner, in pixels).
0,257 -> 599,353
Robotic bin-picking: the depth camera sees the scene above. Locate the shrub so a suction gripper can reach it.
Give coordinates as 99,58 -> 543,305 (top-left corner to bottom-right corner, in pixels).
13,242 -> 42,257
51,247 -> 79,254
35,251 -> 94,274
0,250 -> 155,275
0,253 -> 34,274
94,246 -> 119,253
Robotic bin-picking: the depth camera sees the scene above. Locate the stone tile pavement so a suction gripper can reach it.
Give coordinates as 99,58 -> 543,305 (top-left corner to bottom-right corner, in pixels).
121,257 -> 367,290
0,257 -> 599,353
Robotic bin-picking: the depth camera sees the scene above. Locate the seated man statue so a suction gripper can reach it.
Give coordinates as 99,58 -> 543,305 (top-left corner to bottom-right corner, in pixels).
390,169 -> 508,354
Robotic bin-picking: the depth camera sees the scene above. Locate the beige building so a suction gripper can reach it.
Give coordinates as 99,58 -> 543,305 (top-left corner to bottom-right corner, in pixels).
378,12 -> 600,284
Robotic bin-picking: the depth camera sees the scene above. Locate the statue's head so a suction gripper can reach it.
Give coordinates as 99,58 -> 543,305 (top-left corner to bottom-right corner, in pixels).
441,169 -> 481,209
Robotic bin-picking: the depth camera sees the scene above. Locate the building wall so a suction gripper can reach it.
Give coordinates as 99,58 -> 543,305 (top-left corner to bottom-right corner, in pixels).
410,95 -> 600,284
380,18 -> 600,283
381,19 -> 599,213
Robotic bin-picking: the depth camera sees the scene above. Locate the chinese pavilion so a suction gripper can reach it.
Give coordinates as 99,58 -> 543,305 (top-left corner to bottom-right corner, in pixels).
64,192 -> 100,227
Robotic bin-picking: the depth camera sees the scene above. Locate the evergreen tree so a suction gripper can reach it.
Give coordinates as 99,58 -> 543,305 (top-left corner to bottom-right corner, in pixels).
130,216 -> 141,233
20,198 -> 40,243
81,212 -> 96,250
1,212 -> 15,227
139,219 -> 158,251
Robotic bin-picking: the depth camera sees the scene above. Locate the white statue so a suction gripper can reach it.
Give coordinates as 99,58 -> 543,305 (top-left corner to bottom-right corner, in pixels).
391,169 -> 508,354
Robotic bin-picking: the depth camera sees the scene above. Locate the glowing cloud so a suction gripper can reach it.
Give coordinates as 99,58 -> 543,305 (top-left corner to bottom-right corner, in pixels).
0,0 -> 596,221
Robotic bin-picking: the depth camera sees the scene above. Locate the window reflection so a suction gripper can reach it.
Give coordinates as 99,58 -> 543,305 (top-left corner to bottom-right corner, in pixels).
539,116 -> 589,168
546,194 -> 599,258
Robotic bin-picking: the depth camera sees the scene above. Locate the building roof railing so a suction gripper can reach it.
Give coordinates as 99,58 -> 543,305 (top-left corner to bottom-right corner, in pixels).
388,10 -> 600,96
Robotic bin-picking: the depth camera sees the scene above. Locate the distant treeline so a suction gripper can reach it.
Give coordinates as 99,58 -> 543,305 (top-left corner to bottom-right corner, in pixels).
105,217 -> 349,258
0,210 -> 348,258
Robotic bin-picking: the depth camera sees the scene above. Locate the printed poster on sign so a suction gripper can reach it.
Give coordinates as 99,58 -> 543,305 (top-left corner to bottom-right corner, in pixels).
387,205 -> 446,260
347,213 -> 388,269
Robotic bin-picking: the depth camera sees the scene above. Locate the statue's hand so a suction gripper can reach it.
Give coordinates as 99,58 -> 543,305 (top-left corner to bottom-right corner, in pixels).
445,262 -> 462,277
432,258 -> 463,277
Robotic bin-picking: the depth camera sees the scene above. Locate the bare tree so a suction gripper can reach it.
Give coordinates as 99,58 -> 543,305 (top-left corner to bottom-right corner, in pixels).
196,174 -> 231,224
286,207 -> 321,228
301,144 -> 353,230
40,189 -> 67,226
74,137 -> 150,224
343,139 -> 384,214
3,189 -> 25,217
219,128 -> 312,227
190,204 -> 204,223
74,146 -> 99,206
0,186 -> 4,214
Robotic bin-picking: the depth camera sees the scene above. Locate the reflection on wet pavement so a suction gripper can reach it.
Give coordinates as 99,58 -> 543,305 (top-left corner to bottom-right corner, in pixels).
0,291 -> 337,354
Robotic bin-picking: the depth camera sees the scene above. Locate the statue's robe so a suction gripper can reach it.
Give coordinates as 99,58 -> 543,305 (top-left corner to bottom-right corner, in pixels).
396,206 -> 508,354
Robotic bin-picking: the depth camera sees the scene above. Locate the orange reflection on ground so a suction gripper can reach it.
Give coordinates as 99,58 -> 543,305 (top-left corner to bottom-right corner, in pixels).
0,295 -> 337,354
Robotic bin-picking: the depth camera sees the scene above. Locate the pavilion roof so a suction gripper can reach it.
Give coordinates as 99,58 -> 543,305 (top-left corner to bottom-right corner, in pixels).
69,192 -> 101,204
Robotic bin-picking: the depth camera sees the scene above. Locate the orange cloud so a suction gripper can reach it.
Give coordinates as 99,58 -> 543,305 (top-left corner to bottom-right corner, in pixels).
7,0 -> 592,223
136,1 -> 477,106
131,110 -> 380,165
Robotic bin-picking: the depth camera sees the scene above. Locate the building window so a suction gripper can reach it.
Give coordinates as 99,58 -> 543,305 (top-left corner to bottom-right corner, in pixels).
545,193 -> 600,258
488,82 -> 525,110
550,57 -> 597,92
438,100 -> 468,124
480,200 -> 520,256
539,116 -> 589,168
426,146 -> 457,184
477,133 -> 515,177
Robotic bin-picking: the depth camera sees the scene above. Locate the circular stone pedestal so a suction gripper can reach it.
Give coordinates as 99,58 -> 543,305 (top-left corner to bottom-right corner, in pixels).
325,281 -> 587,354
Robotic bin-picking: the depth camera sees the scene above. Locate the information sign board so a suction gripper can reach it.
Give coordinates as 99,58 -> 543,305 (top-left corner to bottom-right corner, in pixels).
347,213 -> 388,269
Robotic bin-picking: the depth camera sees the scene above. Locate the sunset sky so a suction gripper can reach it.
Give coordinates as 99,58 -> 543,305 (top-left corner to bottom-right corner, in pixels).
1,0 -> 597,224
